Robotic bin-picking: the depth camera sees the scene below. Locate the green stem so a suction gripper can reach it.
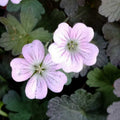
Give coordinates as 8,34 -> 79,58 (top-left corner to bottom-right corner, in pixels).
0,110 -> 8,117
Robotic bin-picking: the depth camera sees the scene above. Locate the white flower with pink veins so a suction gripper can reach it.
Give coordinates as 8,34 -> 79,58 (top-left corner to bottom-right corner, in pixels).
10,40 -> 67,99
49,22 -> 99,73
0,0 -> 22,6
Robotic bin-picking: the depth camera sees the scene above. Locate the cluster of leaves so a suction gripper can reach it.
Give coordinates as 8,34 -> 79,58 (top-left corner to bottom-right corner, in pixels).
0,0 -> 120,120
3,89 -> 48,120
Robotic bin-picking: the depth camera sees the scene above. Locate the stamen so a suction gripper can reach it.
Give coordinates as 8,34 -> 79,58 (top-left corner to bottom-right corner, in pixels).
67,40 -> 78,52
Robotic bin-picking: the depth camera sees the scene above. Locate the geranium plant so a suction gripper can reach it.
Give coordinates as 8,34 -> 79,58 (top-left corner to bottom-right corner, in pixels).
0,0 -> 120,120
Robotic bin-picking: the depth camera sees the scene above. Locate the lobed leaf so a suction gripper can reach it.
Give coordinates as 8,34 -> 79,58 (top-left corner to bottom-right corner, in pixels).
0,10 -> 51,56
3,90 -> 48,120
87,63 -> 120,108
47,89 -> 106,120
102,23 -> 120,66
99,0 -> 120,22
7,0 -> 45,20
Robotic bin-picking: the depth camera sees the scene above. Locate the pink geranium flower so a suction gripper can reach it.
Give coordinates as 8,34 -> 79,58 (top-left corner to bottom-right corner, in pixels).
10,40 -> 67,99
48,22 -> 99,73
0,0 -> 22,6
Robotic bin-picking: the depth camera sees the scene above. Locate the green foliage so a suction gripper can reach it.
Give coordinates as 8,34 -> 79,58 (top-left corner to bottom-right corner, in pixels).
47,89 -> 106,120
0,10 -> 52,56
102,23 -> 120,67
7,0 -> 45,20
65,72 -> 74,85
99,0 -> 120,22
87,63 -> 120,109
0,75 -> 8,99
3,90 -> 48,120
39,9 -> 66,32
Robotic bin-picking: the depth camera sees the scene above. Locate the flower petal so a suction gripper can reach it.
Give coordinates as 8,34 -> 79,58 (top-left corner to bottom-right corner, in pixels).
22,40 -> 44,65
113,79 -> 120,97
25,74 -> 48,99
43,54 -> 61,71
0,0 -> 8,6
53,22 -> 71,45
71,23 -> 94,43
80,43 -> 99,66
45,71 -> 67,93
11,0 -> 22,4
10,58 -> 34,82
61,52 -> 84,73
48,43 -> 70,64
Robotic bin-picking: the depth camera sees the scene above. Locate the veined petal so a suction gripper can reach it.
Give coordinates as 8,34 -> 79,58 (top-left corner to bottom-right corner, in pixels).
43,54 -> 61,71
10,58 -> 33,82
48,43 -> 70,64
45,71 -> 67,93
25,74 -> 48,99
0,0 -> 8,6
71,23 -> 94,43
54,22 -> 71,46
61,52 -> 83,73
11,0 -> 22,4
80,43 -> 99,66
22,40 -> 44,65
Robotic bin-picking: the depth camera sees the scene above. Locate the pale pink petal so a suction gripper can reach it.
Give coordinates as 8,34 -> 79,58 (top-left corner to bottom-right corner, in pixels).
25,74 -> 48,99
0,0 -> 8,6
70,23 -> 94,43
53,22 -> 71,46
10,58 -> 34,82
22,40 -> 44,65
43,54 -> 61,71
48,43 -> 71,64
80,43 -> 99,66
11,0 -> 22,4
45,71 -> 67,93
61,52 -> 83,73
113,78 -> 120,97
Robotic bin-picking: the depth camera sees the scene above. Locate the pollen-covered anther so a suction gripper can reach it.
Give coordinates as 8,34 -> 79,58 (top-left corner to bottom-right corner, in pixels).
67,40 -> 78,51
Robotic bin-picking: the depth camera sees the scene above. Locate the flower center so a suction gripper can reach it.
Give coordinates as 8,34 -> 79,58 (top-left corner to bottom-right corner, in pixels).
66,40 -> 78,52
34,64 -> 46,76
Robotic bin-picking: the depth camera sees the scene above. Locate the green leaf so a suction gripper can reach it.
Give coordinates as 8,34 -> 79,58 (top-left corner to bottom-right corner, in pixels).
102,23 -> 120,67
87,63 -> 120,109
47,89 -> 106,120
7,0 -> 45,20
65,72 -> 74,85
7,1 -> 21,12
3,90 -> 48,120
30,28 -> 52,42
99,0 -> 120,22
0,76 -> 8,99
39,9 -> 66,32
0,10 -> 51,56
